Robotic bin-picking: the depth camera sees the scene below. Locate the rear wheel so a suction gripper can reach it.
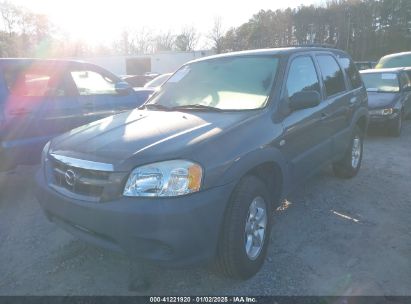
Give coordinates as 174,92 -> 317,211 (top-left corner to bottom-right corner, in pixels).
333,125 -> 363,179
216,175 -> 272,279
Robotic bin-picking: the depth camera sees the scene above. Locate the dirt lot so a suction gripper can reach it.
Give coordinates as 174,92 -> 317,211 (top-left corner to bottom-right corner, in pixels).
1,123 -> 411,296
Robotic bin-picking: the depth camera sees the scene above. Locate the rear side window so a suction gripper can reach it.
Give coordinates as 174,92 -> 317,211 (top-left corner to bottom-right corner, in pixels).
317,55 -> 346,97
338,55 -> 363,89
3,65 -> 64,97
285,56 -> 320,100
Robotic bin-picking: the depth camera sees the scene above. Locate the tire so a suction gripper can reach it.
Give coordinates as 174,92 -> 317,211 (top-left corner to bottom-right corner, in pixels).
216,175 -> 273,279
388,113 -> 402,137
332,125 -> 363,179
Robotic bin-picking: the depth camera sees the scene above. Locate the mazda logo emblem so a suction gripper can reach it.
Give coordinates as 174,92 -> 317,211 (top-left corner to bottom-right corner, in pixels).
64,169 -> 76,187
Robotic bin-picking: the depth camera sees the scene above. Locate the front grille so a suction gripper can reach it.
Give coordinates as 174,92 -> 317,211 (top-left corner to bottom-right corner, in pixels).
46,156 -> 126,202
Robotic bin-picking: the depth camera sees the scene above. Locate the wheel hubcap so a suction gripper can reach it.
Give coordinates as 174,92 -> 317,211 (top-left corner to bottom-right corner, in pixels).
244,196 -> 267,260
351,136 -> 361,168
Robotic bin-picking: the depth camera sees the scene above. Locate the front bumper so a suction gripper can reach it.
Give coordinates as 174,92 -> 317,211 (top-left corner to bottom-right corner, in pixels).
368,112 -> 399,126
35,170 -> 234,267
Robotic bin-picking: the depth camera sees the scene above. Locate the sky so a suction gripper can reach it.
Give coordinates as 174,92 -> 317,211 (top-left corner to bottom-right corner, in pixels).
11,0 -> 324,47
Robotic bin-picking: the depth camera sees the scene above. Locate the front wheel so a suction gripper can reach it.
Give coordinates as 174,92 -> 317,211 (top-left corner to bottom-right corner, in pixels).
216,175 -> 272,279
333,126 -> 363,179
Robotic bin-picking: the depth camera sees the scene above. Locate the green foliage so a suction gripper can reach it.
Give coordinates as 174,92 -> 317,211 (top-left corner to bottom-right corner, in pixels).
220,0 -> 411,60
0,0 -> 410,60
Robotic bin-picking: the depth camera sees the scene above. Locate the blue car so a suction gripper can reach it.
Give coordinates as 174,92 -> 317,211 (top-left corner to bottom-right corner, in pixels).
0,59 -> 150,170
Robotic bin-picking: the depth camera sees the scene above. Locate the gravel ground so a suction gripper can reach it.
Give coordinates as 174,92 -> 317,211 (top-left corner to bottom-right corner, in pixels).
0,122 -> 411,296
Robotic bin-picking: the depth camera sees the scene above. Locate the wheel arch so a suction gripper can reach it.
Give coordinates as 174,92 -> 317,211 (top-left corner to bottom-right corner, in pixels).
352,107 -> 369,136
219,147 -> 289,206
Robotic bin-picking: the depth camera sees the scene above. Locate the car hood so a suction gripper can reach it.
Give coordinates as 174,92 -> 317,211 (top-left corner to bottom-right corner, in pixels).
367,92 -> 400,109
50,109 -> 253,170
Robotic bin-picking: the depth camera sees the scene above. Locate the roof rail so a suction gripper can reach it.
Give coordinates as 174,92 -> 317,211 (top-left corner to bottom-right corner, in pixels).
280,43 -> 339,49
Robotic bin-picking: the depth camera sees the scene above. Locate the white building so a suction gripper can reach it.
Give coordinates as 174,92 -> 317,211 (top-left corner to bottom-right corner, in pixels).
80,50 -> 215,76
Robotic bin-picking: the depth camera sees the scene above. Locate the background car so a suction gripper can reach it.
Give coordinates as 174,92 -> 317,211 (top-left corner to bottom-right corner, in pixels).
121,74 -> 156,87
143,73 -> 172,89
127,73 -> 174,109
0,59 -> 147,171
375,51 -> 411,69
360,68 -> 411,136
403,67 -> 411,80
355,61 -> 376,70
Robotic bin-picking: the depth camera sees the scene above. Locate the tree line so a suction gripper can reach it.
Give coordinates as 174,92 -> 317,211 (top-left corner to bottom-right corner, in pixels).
217,0 -> 411,60
0,0 -> 410,60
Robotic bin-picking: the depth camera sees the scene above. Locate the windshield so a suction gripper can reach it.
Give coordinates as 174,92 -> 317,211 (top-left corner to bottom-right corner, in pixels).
376,54 -> 411,68
361,72 -> 400,92
144,73 -> 172,88
146,56 -> 279,111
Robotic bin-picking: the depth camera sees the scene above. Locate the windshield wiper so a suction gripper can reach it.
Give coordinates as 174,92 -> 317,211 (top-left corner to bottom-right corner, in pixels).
171,104 -> 223,112
140,104 -> 172,111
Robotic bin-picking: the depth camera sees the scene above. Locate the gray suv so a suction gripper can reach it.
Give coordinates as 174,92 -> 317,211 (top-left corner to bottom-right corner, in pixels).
35,47 -> 368,279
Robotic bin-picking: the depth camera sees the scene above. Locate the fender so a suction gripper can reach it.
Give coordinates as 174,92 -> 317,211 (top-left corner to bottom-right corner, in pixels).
350,106 -> 369,130
218,145 -> 290,199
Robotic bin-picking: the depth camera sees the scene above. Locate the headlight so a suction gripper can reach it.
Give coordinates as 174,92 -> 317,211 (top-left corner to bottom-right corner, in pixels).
123,160 -> 203,197
370,108 -> 394,116
41,141 -> 51,166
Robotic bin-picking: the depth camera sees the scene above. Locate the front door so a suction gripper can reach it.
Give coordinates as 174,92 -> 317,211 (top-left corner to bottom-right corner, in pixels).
69,65 -> 140,124
280,55 -> 332,182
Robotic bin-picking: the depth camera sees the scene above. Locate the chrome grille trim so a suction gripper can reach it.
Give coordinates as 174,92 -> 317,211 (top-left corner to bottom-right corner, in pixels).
49,153 -> 114,172
52,167 -> 111,187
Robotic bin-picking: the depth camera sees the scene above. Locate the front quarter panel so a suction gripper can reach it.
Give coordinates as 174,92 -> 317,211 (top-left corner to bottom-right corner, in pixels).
190,111 -> 288,195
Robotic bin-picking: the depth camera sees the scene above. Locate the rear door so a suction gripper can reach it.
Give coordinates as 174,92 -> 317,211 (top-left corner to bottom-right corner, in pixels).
280,54 -> 332,181
316,53 -> 354,160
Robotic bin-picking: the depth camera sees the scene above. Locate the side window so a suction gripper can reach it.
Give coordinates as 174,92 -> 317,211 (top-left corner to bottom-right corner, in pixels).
338,55 -> 363,89
3,65 -> 66,97
70,70 -> 118,96
317,55 -> 346,97
285,56 -> 320,100
399,72 -> 410,89
405,70 -> 411,83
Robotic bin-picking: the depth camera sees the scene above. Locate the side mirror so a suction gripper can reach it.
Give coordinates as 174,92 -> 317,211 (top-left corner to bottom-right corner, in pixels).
115,81 -> 132,95
289,91 -> 321,111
